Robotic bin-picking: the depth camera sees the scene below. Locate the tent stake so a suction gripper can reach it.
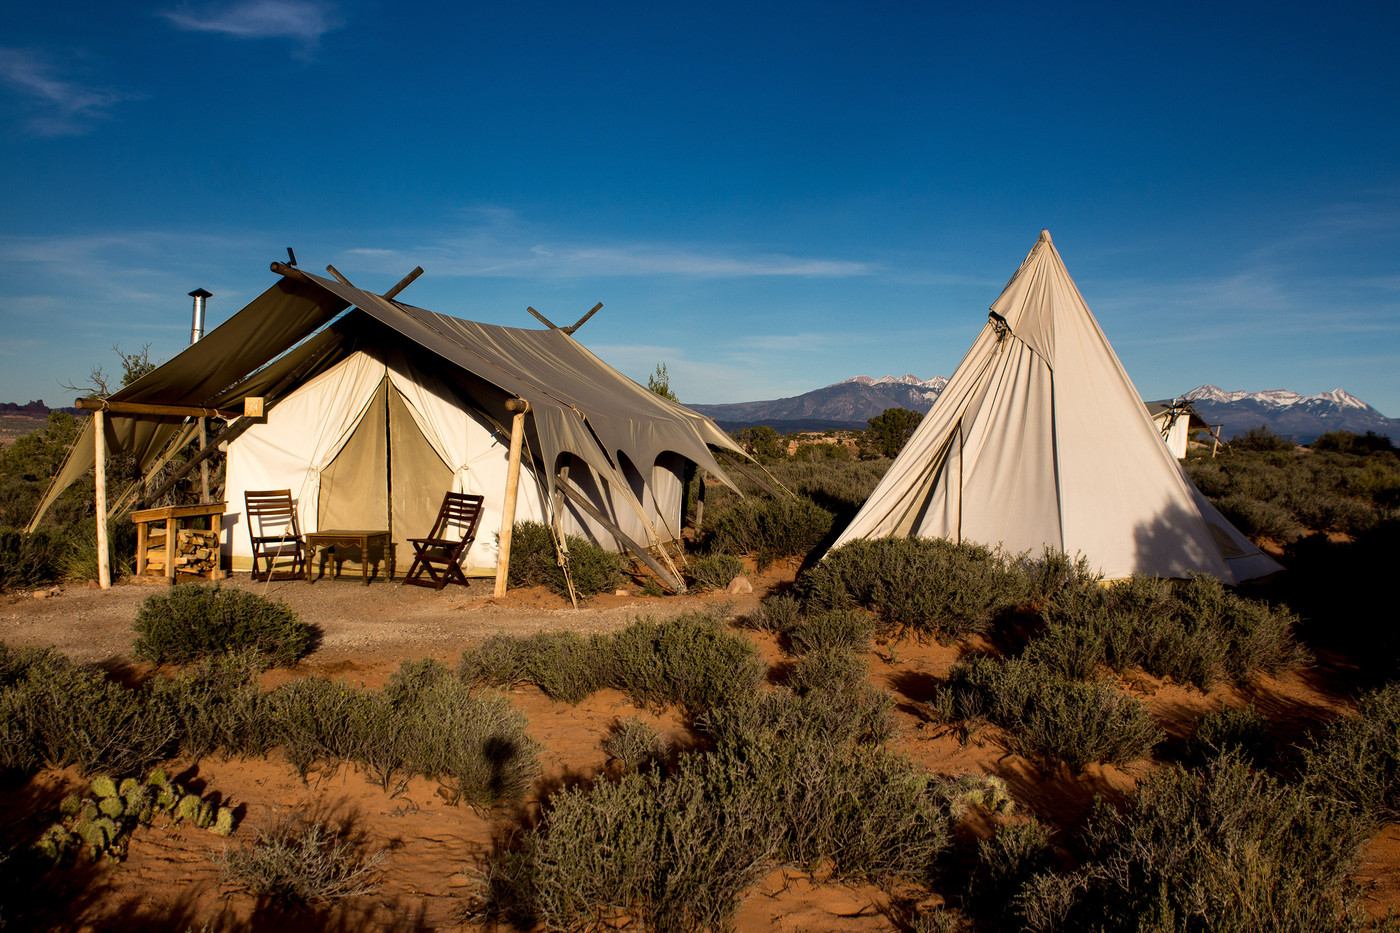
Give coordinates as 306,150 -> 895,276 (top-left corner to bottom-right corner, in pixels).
94,410 -> 110,590
494,399 -> 530,598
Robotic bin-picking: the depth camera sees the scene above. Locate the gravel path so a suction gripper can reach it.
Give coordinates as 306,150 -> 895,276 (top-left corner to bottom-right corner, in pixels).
0,570 -> 776,667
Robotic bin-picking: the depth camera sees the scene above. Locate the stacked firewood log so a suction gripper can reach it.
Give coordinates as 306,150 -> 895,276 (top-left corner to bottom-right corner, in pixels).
145,528 -> 221,577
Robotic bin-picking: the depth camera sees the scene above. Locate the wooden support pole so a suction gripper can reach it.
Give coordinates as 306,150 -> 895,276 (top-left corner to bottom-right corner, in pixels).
383,266 -> 424,301
494,398 -> 530,599
526,306 -> 560,329
198,417 -> 210,503
694,472 -> 706,534
94,411 -> 110,590
563,302 -> 603,335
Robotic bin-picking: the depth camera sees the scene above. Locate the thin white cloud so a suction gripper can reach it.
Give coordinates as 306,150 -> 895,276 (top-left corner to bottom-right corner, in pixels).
162,0 -> 342,52
0,48 -> 137,136
345,241 -> 873,280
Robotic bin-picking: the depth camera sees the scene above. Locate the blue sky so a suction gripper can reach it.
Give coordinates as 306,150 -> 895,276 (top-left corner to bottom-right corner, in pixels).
2,1 -> 1398,414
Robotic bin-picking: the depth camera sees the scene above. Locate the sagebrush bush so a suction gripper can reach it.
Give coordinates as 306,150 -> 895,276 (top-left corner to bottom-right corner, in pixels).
520,630 -> 616,704
1303,682 -> 1400,827
749,593 -> 802,634
1033,573 -> 1306,690
965,819 -> 1056,928
459,633 -> 531,688
938,656 -> 1162,771
1192,704 -> 1271,767
611,612 -> 765,716
505,521 -> 627,599
151,650 -> 267,761
702,497 -> 834,567
217,815 -> 386,904
687,553 -> 745,590
785,609 -> 873,655
486,686 -> 949,931
1018,754 -> 1368,932
800,537 -> 1028,641
133,584 -> 312,666
0,644 -> 174,776
265,669 -> 541,803
0,528 -> 69,588
601,717 -> 669,773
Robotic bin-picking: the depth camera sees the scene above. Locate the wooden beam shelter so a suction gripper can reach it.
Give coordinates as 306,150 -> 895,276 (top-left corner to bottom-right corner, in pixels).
75,398 -> 239,420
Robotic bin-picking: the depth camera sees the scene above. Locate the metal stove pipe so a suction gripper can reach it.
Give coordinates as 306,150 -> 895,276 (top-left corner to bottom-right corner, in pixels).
188,288 -> 212,345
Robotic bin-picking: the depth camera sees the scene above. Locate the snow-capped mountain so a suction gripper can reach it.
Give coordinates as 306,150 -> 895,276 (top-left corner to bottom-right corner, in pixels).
688,377 -> 1398,444
688,374 -> 949,429
1183,385 -> 1397,444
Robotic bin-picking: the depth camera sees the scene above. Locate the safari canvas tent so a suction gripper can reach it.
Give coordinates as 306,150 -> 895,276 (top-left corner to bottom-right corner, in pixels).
829,231 -> 1281,584
31,261 -> 747,591
1145,399 -> 1218,459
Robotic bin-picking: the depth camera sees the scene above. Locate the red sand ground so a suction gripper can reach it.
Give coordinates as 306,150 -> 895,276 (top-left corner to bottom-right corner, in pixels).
1,567 -> 1395,931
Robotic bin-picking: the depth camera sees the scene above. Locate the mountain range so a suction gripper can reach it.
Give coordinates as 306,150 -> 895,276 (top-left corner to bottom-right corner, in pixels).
688,378 -> 1399,444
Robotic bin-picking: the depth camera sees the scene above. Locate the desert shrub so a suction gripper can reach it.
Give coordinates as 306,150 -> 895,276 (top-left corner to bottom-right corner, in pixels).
748,592 -> 802,635
61,517 -> 136,582
1035,573 -> 1305,690
965,819 -> 1056,928
1192,704 -> 1271,767
800,537 -> 1028,641
0,528 -> 69,588
488,761 -> 775,933
601,717 -> 669,773
702,497 -> 834,567
133,583 -> 312,666
786,608 -> 874,655
264,671 -> 540,804
520,631 -> 616,704
1303,682 -> 1400,827
400,679 -> 542,805
611,612 -> 765,717
505,521 -> 627,599
151,650 -> 267,761
939,656 -> 1162,771
1020,548 -> 1101,612
1312,430 -> 1397,456
216,815 -> 386,904
0,645 -> 174,776
459,633 -> 531,688
687,553 -> 744,590
786,646 -> 868,697
264,677 -> 385,777
487,688 -> 949,931
1232,425 -> 1296,451
1020,754 -> 1368,932
1216,493 -> 1305,541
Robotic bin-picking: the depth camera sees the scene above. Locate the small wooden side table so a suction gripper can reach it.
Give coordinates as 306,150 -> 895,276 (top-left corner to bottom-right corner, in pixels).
304,530 -> 394,585
130,502 -> 227,584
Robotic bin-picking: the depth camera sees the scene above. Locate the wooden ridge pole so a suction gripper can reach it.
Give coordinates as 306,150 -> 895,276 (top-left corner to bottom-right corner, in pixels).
94,410 -> 110,589
494,399 -> 530,598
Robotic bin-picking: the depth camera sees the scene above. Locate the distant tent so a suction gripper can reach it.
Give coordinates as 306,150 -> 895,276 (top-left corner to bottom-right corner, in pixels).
1145,399 -> 1217,459
30,262 -> 748,591
829,230 -> 1281,584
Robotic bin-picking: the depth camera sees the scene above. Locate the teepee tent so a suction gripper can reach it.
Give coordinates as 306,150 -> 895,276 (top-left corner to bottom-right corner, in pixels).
30,260 -> 748,592
830,230 -> 1280,584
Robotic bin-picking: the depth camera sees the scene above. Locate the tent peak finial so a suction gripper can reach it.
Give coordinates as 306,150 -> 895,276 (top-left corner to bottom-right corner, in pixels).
1039,229 -> 1052,242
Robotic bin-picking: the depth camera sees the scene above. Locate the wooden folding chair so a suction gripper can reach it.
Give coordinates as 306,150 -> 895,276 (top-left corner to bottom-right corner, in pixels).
403,492 -> 485,589
245,489 -> 306,581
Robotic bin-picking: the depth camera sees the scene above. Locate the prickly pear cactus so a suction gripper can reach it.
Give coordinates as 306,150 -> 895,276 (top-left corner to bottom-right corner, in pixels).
34,769 -> 241,865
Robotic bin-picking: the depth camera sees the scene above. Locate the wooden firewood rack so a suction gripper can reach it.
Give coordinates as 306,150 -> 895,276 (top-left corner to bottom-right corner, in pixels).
130,502 -> 227,583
